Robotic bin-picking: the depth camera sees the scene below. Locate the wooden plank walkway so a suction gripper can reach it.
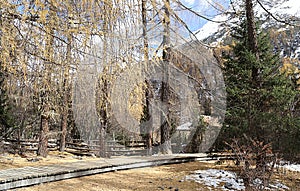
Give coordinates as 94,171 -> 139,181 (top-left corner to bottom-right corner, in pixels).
0,153 -> 207,191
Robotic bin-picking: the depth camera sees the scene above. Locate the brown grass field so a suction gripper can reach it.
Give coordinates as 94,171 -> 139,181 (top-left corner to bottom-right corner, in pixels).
1,152 -> 300,191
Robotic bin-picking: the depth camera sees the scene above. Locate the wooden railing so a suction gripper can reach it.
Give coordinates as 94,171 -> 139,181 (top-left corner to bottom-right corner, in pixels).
0,139 -> 147,156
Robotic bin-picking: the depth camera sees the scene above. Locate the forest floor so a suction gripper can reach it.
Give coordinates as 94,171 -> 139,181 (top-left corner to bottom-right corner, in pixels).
1,151 -> 300,191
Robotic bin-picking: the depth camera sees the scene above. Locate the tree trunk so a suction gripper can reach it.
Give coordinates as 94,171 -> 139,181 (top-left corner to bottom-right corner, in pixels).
246,0 -> 259,78
142,0 -> 153,155
160,0 -> 172,154
246,0 -> 259,137
59,79 -> 69,152
99,77 -> 108,158
160,119 -> 172,154
38,105 -> 49,157
60,32 -> 72,152
97,2 -> 112,158
145,85 -> 153,155
98,126 -> 107,157
38,3 -> 54,157
142,0 -> 149,61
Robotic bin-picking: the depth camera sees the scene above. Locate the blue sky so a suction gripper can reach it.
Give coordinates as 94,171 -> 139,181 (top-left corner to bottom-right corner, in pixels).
179,0 -> 230,32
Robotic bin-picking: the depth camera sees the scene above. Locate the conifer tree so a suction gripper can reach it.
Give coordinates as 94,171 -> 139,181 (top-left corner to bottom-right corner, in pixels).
218,15 -> 299,154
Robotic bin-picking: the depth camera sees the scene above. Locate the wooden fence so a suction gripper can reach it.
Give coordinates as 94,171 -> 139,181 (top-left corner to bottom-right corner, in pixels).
0,139 -> 147,156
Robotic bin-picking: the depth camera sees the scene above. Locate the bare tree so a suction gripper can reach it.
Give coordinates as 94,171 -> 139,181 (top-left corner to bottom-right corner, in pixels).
59,30 -> 72,152
37,1 -> 57,157
160,0 -> 172,154
141,0 -> 153,155
0,0 -> 226,157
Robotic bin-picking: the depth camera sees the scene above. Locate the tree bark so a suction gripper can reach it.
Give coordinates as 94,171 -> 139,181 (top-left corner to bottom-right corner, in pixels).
246,0 -> 259,78
59,84 -> 68,152
145,84 -> 153,155
38,105 -> 49,157
98,125 -> 107,157
246,0 -> 259,137
38,3 -> 54,157
60,32 -> 72,152
160,0 -> 172,154
97,1 -> 113,158
142,0 -> 149,61
142,0 -> 153,155
99,76 -> 108,158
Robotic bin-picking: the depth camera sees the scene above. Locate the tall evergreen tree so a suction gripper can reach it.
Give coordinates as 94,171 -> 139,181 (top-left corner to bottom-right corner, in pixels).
217,15 -> 299,155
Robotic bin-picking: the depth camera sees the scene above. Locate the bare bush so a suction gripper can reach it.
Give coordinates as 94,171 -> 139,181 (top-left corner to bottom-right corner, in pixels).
226,135 -> 278,190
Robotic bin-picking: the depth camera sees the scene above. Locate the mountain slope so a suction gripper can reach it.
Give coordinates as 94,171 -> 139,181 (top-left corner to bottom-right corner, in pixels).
195,0 -> 300,56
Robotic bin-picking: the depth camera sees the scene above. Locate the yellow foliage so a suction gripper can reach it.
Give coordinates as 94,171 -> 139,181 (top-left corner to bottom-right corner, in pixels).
281,58 -> 300,89
212,44 -> 233,66
40,10 -> 49,21
128,83 -> 146,121
281,58 -> 296,75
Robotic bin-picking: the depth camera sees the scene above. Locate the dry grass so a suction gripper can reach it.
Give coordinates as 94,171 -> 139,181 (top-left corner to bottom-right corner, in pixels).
1,152 -> 299,191
0,151 -> 99,170
16,161 -> 212,191
15,160 -> 300,191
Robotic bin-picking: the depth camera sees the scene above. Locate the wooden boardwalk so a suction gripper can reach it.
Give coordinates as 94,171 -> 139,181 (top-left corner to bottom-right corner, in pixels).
0,153 -> 207,190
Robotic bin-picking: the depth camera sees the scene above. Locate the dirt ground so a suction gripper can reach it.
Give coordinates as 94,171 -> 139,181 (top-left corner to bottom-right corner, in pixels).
1,152 -> 300,191
14,160 -> 300,191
